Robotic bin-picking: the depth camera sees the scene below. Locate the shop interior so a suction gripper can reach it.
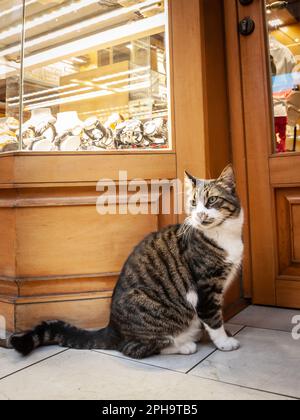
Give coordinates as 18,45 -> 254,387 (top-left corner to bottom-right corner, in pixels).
0,0 -> 169,153
267,0 -> 300,153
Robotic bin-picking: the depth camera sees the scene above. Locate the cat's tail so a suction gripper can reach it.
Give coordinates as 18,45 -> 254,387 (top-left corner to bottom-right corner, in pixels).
10,321 -> 119,356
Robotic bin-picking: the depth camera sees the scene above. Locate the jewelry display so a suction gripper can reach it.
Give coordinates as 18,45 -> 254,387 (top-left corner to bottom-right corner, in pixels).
144,118 -> 168,146
104,113 -> 125,131
22,122 -> 57,151
0,117 -> 20,152
0,1 -> 169,154
82,117 -> 114,150
114,119 -> 145,149
1,110 -> 169,152
21,109 -> 57,151
53,126 -> 82,151
54,112 -> 83,152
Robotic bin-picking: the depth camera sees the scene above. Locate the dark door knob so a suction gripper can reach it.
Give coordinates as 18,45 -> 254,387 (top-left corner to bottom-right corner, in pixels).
239,17 -> 255,36
239,0 -> 254,5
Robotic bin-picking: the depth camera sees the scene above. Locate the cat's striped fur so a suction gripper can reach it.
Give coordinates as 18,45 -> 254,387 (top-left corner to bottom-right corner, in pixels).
11,165 -> 244,359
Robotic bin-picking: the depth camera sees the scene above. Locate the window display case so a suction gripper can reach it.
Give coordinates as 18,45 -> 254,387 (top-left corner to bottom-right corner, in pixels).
0,0 -> 170,153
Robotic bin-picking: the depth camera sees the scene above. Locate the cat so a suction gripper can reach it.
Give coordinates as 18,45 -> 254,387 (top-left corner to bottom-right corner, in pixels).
10,164 -> 244,360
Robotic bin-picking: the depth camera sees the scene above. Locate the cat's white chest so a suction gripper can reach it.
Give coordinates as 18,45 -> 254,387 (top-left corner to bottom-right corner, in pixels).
214,231 -> 244,266
204,210 -> 244,271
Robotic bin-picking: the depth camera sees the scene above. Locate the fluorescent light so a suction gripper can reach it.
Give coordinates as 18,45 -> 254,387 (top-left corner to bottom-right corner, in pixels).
115,81 -> 151,92
0,0 -> 36,19
99,74 -> 149,89
22,14 -> 165,70
0,0 -> 161,56
0,0 -> 101,42
10,87 -> 93,108
25,89 -> 113,110
24,80 -> 153,110
92,66 -> 151,83
8,83 -> 79,102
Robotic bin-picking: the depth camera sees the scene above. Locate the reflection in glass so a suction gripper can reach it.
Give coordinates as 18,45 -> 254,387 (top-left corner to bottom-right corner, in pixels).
267,0 -> 300,153
0,0 -> 23,152
0,0 -> 170,152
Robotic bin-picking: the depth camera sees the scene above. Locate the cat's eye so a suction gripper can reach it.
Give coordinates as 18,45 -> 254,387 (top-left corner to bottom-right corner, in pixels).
191,198 -> 197,207
207,196 -> 218,205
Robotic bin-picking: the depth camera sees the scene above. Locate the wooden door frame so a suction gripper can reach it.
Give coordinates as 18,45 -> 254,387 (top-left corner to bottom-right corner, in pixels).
224,0 -> 284,305
172,0 -> 247,316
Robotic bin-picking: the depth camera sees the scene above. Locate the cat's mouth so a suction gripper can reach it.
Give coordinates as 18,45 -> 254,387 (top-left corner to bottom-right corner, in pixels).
201,220 -> 213,226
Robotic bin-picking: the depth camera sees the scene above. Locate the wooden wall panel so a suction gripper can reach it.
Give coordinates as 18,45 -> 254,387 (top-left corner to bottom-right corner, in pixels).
12,153 -> 176,184
0,208 -> 16,278
18,275 -> 118,297
16,296 -> 112,332
0,300 -> 15,333
276,189 -> 300,279
16,207 -> 158,277
277,280 -> 300,309
270,155 -> 300,186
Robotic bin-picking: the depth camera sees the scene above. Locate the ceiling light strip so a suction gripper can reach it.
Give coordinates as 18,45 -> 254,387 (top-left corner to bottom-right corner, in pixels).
22,14 -> 165,71
0,0 -> 36,20
0,0 -> 161,57
92,66 -> 151,83
0,0 -> 100,42
22,80 -> 153,110
10,86 -> 93,107
8,83 -> 79,102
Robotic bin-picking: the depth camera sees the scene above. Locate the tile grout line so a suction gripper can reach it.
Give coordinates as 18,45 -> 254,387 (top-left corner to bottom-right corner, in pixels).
0,349 -> 69,382
187,373 -> 300,401
92,325 -> 245,375
185,325 -> 247,375
91,348 -> 297,400
91,349 -> 191,374
229,324 -> 296,334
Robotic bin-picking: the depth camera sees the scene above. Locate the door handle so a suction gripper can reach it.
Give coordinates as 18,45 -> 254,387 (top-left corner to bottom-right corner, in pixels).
239,17 -> 256,36
239,0 -> 254,5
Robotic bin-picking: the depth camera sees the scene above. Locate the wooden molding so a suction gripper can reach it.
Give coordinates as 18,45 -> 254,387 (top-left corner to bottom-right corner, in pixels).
224,0 -> 253,299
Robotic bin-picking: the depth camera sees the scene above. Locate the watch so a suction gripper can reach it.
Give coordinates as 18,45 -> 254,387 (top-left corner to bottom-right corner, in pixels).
54,126 -> 83,150
144,118 -> 168,146
115,119 -> 144,149
83,118 -> 114,149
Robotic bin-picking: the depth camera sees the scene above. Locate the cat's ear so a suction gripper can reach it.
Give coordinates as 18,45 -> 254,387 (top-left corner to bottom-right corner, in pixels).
218,164 -> 236,192
184,172 -> 197,214
184,171 -> 197,187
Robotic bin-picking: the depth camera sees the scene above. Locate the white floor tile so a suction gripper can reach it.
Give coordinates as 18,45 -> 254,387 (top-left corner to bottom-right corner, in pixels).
94,324 -> 244,373
190,327 -> 300,399
230,305 -> 300,332
0,349 -> 292,400
0,345 -> 66,380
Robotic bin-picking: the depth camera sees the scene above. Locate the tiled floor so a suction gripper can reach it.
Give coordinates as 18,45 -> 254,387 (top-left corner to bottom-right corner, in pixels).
0,305 -> 299,400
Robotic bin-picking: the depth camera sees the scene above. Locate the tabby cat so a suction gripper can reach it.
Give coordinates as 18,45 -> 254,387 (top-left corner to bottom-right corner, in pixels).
11,165 -> 244,359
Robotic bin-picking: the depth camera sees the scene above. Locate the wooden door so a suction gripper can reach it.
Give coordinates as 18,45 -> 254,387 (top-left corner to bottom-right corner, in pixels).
225,0 -> 300,308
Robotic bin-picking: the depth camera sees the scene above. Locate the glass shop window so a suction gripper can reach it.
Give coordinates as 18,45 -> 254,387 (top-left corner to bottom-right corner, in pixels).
266,0 -> 300,153
0,0 -> 170,153
0,0 -> 23,152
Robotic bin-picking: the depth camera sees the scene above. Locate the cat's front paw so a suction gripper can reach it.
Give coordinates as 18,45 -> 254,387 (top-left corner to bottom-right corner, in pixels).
179,342 -> 197,355
216,337 -> 240,352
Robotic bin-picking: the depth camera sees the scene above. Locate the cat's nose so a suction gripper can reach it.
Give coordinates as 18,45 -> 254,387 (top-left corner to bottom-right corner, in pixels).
197,212 -> 208,223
